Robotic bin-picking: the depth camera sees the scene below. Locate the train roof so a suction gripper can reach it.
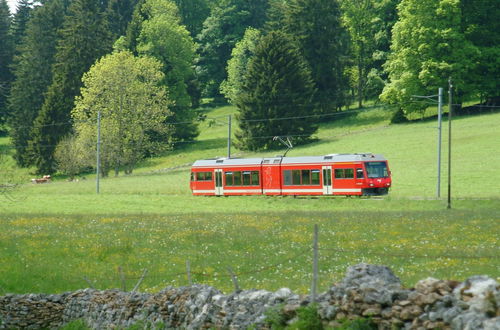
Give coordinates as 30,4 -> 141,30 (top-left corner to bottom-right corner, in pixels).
192,153 -> 387,167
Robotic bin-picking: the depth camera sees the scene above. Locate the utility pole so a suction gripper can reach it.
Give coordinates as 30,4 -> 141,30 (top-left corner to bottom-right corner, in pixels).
447,78 -> 453,209
411,90 -> 443,198
311,224 -> 319,303
437,88 -> 443,198
96,110 -> 101,194
227,115 -> 231,159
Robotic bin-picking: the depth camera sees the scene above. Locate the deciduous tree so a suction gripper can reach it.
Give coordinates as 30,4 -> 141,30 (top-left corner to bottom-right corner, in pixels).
220,27 -> 262,104
136,0 -> 198,143
381,0 -> 477,116
71,50 -> 172,176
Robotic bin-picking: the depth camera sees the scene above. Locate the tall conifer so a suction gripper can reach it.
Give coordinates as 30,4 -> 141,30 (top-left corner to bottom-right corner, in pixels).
8,0 -> 69,166
235,31 -> 317,151
28,0 -> 113,174
0,0 -> 13,131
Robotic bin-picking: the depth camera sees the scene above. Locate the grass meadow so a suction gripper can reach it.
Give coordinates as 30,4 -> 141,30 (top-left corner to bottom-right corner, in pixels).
0,105 -> 499,295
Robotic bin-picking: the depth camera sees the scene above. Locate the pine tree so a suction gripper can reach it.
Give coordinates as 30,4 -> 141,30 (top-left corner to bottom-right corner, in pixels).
28,0 -> 113,174
283,0 -> 349,114
10,0 -> 33,51
106,0 -> 139,38
235,31 -> 317,151
0,0 -> 13,132
8,0 -> 69,166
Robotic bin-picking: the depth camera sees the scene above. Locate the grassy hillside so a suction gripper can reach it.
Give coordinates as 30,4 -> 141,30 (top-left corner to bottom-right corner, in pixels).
1,105 -> 499,213
0,105 -> 499,294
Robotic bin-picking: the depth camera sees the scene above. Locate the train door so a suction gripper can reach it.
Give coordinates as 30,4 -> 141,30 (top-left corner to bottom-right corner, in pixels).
214,169 -> 223,195
322,166 -> 332,195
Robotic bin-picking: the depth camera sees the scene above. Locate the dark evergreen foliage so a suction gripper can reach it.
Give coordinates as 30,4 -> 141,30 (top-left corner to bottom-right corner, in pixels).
8,0 -> 69,166
106,0 -> 139,38
123,0 -> 146,55
0,0 -> 13,132
173,0 -> 210,37
9,0 -> 33,50
235,31 -> 317,151
283,0 -> 349,114
28,0 -> 113,174
196,0 -> 269,99
461,0 -> 500,102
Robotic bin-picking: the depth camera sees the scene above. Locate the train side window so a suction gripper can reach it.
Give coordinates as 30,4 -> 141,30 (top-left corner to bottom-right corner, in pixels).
234,171 -> 242,185
251,171 -> 260,185
225,172 -> 233,186
356,168 -> 364,179
345,169 -> 354,179
311,170 -> 320,185
242,171 -> 251,185
196,172 -> 204,181
283,170 -> 292,185
292,170 -> 301,185
334,169 -> 344,178
302,170 -> 311,185
206,172 -> 212,181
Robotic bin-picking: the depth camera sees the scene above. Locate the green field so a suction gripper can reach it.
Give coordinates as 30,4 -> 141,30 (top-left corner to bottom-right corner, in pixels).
1,105 -> 499,294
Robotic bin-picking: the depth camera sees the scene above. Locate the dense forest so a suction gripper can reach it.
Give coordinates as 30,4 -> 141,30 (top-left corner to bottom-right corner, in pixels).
0,0 -> 498,176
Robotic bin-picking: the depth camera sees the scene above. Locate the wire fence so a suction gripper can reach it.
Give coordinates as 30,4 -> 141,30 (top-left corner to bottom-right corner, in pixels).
13,225 -> 495,296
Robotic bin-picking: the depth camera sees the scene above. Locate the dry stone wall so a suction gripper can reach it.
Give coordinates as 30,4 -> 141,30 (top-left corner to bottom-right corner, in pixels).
1,264 -> 498,329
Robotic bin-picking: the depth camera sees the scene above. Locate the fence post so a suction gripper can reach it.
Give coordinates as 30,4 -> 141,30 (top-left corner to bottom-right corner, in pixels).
227,267 -> 240,292
311,224 -> 319,303
118,266 -> 126,291
186,260 -> 192,285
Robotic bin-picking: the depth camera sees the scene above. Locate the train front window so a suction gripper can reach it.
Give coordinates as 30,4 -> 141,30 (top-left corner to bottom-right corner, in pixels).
365,162 -> 388,178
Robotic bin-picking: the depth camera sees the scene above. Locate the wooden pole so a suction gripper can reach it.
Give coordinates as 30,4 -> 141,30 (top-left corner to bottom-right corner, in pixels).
186,260 -> 192,285
227,267 -> 240,292
311,224 -> 319,303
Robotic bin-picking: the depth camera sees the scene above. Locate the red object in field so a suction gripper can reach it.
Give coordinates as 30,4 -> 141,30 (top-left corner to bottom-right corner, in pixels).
190,153 -> 391,196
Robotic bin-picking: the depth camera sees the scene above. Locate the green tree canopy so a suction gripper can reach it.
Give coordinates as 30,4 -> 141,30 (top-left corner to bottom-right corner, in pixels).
461,0 -> 500,102
28,0 -> 114,174
341,0 -> 378,108
172,0 -> 210,37
136,0 -> 198,142
0,0 -> 13,131
283,0 -> 349,113
235,31 -> 317,151
72,50 -> 172,176
220,27 -> 262,104
8,0 -> 69,166
381,0 -> 477,116
196,0 -> 269,99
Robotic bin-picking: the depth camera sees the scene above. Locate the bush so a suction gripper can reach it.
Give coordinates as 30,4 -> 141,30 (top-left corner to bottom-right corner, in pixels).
289,304 -> 323,330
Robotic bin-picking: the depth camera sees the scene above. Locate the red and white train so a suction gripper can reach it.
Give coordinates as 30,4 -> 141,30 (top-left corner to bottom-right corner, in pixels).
190,153 -> 391,196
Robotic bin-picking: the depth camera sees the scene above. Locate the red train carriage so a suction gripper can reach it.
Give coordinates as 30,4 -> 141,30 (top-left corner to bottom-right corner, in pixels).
190,153 -> 391,196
